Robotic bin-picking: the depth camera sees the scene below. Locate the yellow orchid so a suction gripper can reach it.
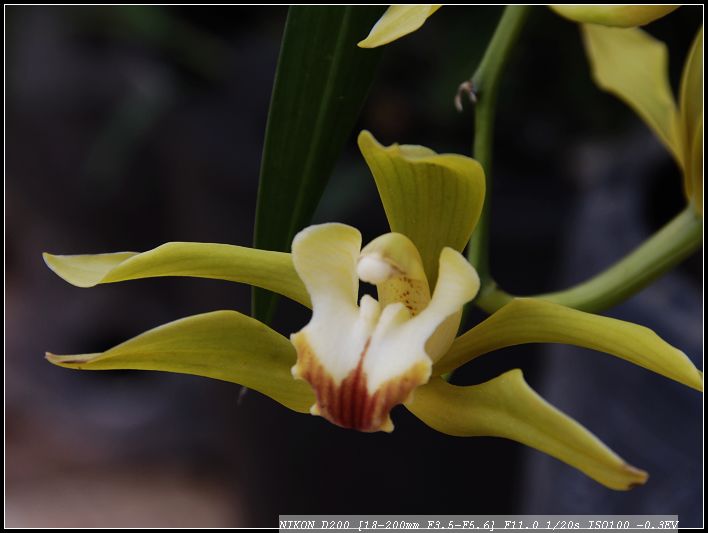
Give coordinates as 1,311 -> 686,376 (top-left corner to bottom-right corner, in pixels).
549,5 -> 679,27
44,130 -> 702,490
358,5 -> 680,48
358,4 -> 702,221
582,24 -> 703,216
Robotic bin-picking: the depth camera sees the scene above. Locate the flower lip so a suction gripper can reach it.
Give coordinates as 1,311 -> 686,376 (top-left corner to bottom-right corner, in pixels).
290,223 -> 480,432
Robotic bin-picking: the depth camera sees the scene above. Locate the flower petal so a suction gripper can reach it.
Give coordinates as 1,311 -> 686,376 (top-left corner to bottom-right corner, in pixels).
289,222 -> 424,433
358,238 -> 479,363
407,373 -> 649,490
679,27 -> 703,148
291,223 -> 361,313
46,310 -> 314,413
357,5 -> 442,48
43,242 -> 310,308
679,26 -> 703,214
358,232 -> 431,314
291,226 -> 479,432
688,114 -> 703,215
551,5 -> 679,27
582,25 -> 681,163
358,130 -> 485,284
437,298 -> 703,391
421,248 -> 480,362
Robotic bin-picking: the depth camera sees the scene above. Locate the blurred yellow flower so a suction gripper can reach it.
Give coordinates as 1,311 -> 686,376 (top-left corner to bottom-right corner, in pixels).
358,5 -> 679,48
549,5 -> 679,27
583,24 -> 703,215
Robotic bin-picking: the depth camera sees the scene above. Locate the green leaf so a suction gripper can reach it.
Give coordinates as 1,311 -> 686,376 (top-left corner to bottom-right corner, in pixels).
46,310 -> 315,413
43,242 -> 311,308
253,6 -> 385,325
408,373 -> 649,490
436,298 -> 703,391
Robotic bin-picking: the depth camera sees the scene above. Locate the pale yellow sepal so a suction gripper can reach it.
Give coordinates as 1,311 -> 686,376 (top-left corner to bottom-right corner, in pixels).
679,27 -> 703,215
688,115 -> 703,215
679,27 -> 702,154
582,24 -> 704,217
582,24 -> 681,162
358,5 -> 442,48
46,310 -> 315,413
437,298 -> 703,391
43,242 -> 310,308
551,5 -> 679,28
358,130 -> 485,284
407,373 -> 649,490
290,223 -> 479,432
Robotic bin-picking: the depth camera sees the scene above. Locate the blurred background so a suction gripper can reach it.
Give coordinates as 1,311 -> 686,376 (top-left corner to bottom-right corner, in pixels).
5,5 -> 703,527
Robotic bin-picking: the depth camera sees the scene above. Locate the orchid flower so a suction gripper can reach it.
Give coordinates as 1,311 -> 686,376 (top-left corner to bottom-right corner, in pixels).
549,5 -> 679,27
582,23 -> 703,216
44,130 -> 702,491
357,5 -> 702,213
357,5 -> 680,48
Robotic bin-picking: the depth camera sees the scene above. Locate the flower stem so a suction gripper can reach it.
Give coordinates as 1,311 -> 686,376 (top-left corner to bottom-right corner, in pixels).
475,206 -> 703,314
466,5 -> 531,288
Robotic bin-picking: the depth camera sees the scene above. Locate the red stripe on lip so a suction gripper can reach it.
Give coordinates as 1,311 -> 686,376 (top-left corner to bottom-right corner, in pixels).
292,333 -> 429,432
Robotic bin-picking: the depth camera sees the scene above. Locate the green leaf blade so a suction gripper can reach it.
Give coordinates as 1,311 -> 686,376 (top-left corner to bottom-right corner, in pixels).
253,6 -> 385,324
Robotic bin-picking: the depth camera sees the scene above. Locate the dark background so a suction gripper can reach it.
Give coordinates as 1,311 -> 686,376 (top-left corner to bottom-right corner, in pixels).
6,5 -> 703,527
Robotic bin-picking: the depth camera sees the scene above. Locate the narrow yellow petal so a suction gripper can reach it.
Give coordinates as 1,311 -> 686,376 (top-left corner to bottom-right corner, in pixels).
437,298 -> 703,391
43,242 -> 311,308
582,25 -> 681,164
408,373 -> 649,490
679,27 -> 703,214
358,130 -> 485,284
43,251 -> 139,286
689,115 -> 703,215
46,311 -> 314,413
358,5 -> 442,48
679,27 -> 703,147
422,248 -> 480,362
551,5 -> 679,27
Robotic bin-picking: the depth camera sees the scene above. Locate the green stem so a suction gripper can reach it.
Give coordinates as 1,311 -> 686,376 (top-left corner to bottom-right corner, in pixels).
475,206 -> 703,314
466,5 -> 531,287
454,7 -> 530,383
